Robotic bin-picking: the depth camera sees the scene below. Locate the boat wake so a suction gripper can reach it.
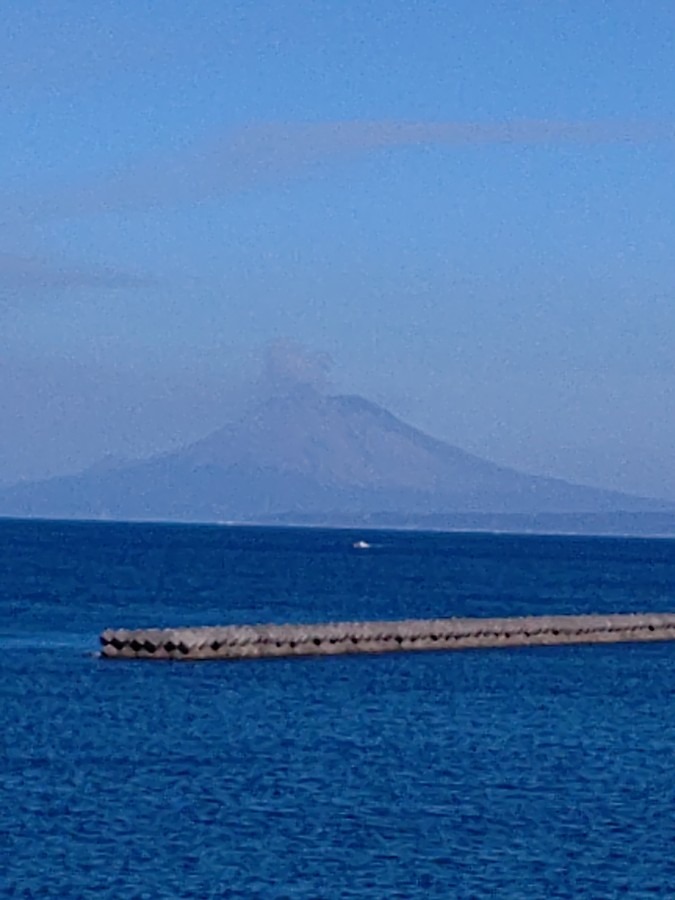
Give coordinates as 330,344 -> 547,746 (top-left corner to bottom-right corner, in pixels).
0,632 -> 97,652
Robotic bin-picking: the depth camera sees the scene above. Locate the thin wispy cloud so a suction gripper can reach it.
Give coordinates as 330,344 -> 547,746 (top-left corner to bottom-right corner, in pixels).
227,118 -> 675,157
0,252 -> 155,292
9,118 -> 675,220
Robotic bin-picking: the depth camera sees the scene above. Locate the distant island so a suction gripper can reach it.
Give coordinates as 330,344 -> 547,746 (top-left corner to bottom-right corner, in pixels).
1,388 -> 674,536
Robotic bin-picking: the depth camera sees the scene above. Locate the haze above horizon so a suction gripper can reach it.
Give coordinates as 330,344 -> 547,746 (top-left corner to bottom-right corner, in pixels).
2,1 -> 674,499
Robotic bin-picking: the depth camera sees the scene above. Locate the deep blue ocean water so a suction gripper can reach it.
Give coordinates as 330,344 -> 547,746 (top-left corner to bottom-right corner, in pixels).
2,519 -> 675,898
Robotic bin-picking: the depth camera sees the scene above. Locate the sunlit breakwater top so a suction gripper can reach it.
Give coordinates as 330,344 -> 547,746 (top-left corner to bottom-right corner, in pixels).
101,612 -> 675,661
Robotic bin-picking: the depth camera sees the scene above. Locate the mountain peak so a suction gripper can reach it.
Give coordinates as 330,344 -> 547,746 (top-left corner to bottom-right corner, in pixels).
0,390 -> 672,526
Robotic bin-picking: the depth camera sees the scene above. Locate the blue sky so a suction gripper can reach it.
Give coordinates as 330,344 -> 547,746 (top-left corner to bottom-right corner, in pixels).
2,0 -> 675,497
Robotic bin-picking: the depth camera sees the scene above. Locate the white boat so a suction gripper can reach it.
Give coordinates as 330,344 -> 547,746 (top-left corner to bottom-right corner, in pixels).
352,540 -> 371,550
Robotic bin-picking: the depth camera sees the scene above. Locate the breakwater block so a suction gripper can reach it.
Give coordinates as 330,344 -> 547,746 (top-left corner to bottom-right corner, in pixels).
100,613 -> 675,661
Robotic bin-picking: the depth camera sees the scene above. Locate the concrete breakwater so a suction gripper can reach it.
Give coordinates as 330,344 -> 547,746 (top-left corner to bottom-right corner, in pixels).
100,612 -> 675,660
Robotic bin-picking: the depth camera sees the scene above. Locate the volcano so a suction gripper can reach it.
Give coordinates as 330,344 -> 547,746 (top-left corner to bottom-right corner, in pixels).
0,389 -> 672,532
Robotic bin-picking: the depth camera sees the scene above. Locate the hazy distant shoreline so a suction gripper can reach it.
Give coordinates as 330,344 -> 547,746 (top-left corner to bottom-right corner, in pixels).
2,512 -> 675,540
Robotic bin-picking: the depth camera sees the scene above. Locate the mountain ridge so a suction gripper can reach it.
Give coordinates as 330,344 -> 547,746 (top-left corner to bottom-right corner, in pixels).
0,390 -> 672,531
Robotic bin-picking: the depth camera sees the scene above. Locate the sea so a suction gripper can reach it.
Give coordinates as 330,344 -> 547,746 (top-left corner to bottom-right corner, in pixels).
1,518 -> 675,899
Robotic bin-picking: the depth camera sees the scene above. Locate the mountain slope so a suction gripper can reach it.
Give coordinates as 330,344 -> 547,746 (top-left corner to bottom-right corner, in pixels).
0,390 -> 671,525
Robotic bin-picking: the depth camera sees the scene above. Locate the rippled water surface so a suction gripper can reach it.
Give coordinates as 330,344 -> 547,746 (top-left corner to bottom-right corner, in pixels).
2,519 -> 675,898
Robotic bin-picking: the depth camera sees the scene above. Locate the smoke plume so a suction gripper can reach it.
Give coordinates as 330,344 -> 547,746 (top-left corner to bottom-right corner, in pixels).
255,339 -> 333,400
